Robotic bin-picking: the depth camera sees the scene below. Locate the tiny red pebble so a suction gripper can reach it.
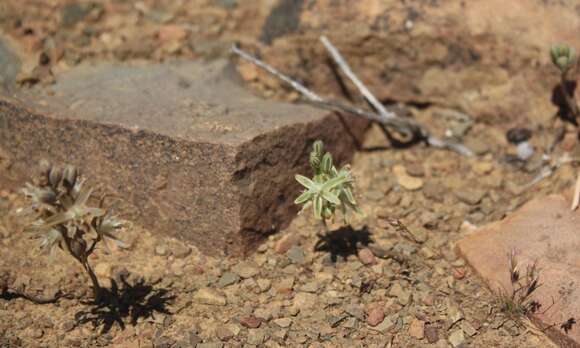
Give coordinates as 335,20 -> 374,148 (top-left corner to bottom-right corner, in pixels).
422,294 -> 435,306
452,267 -> 466,280
240,316 -> 262,328
366,307 -> 385,327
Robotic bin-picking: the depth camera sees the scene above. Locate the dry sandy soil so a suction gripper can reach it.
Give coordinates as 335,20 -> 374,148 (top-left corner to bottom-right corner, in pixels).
1,1 -> 579,347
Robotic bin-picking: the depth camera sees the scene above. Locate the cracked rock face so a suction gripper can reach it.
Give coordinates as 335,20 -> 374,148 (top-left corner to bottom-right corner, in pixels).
0,59 -> 368,256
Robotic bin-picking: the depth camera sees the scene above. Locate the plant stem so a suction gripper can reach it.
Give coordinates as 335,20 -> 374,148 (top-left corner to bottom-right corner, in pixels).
321,218 -> 329,235
83,262 -> 102,302
560,72 -> 580,119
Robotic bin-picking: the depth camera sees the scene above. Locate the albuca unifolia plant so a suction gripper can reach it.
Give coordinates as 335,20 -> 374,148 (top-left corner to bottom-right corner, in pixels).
22,161 -> 125,302
551,43 -> 579,120
294,140 -> 360,230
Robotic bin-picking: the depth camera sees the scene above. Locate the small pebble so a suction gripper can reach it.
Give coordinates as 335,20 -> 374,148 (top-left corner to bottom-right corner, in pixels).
287,246 -> 306,264
275,234 -> 298,254
393,165 -> 424,191
455,189 -> 485,205
240,316 -> 262,329
193,288 -> 227,306
217,272 -> 240,288
425,325 -> 439,343
154,245 -> 168,256
506,127 -> 532,144
516,141 -> 534,161
408,318 -> 425,339
273,318 -> 292,328
357,248 -> 376,265
366,307 -> 385,327
448,329 -> 465,348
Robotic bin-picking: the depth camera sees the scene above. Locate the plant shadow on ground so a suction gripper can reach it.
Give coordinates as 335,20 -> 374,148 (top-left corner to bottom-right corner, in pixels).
314,225 -> 373,262
552,80 -> 579,126
75,275 -> 175,334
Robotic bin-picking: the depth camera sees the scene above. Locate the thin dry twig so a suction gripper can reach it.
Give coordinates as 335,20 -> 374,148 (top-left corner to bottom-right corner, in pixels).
571,171 -> 580,210
524,154 -> 580,190
231,41 -> 474,157
231,45 -> 323,102
303,99 -> 421,133
319,36 -> 474,156
320,36 -> 395,121
232,43 -> 418,137
426,136 -> 475,157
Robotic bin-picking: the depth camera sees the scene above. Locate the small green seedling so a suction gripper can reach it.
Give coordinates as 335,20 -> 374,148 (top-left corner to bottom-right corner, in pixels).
294,140 -> 360,230
551,44 -> 576,74
22,161 -> 125,302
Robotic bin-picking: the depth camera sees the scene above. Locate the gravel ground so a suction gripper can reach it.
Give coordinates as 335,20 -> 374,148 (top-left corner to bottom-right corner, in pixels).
0,1 -> 578,346
1,115 -> 574,347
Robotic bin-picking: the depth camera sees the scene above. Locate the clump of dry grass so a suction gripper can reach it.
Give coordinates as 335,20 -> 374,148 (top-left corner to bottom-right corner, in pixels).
497,248 -> 541,317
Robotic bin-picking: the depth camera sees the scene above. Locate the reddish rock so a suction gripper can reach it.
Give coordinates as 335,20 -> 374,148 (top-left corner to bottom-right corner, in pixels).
0,60 -> 367,256
240,315 -> 262,329
274,233 -> 299,254
357,247 -> 376,265
457,195 -> 580,347
452,267 -> 466,280
158,25 -> 187,44
366,307 -> 385,327
422,294 -> 435,306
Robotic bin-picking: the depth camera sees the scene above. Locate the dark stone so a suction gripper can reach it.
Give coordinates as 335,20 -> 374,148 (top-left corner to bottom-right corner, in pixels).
506,127 -> 532,144
261,0 -> 304,44
0,60 -> 367,256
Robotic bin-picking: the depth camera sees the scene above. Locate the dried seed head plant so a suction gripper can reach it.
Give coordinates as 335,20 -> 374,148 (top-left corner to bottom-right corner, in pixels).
497,248 -> 542,317
294,140 -> 361,230
21,160 -> 126,302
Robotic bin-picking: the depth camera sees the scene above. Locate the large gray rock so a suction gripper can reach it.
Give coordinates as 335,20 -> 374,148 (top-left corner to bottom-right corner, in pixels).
0,60 -> 367,256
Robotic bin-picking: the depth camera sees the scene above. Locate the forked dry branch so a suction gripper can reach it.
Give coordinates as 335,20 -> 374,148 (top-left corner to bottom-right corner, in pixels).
232,37 -> 474,157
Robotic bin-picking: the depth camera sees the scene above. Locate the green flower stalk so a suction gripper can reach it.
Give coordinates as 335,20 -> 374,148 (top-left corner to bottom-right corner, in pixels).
551,44 -> 577,74
294,140 -> 361,230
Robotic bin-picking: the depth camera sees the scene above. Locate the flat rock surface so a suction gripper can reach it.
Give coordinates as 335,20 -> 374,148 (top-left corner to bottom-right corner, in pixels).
16,60 -> 325,145
0,37 -> 20,91
0,59 -> 366,256
457,194 -> 580,347
4,1 -> 580,126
